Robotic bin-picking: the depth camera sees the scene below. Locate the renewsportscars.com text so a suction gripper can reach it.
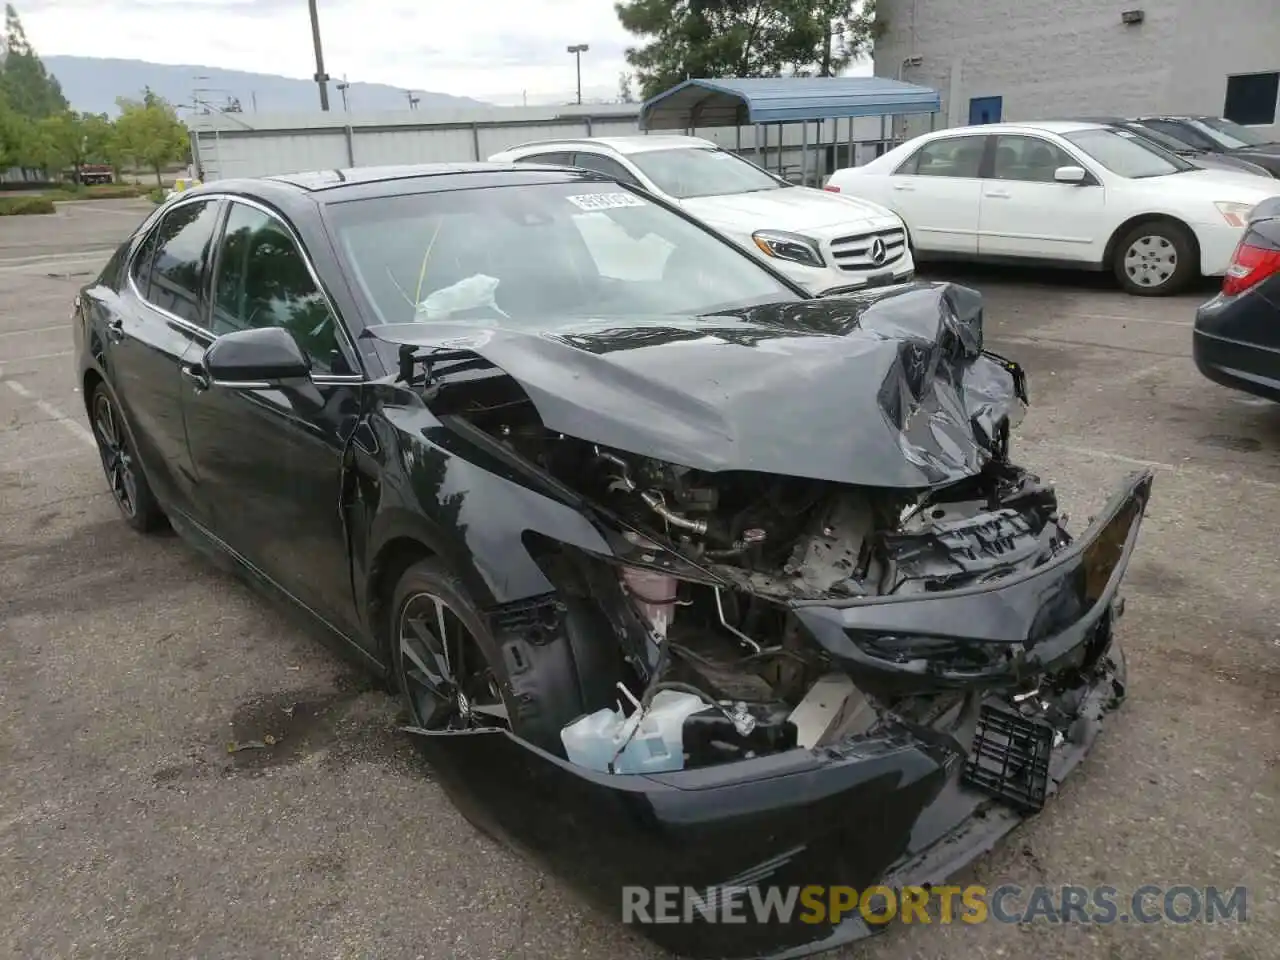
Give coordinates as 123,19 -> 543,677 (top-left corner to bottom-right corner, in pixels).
622,884 -> 1248,926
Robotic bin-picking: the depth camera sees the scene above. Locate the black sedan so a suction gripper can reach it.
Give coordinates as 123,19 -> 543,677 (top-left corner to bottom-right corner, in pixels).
1131,116 -> 1280,178
74,163 -> 1152,959
1067,116 -> 1275,178
1194,197 -> 1280,401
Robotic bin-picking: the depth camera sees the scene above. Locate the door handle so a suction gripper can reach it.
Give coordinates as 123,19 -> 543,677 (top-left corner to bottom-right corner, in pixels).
891,182 -> 914,191
181,364 -> 210,391
985,190 -> 1011,199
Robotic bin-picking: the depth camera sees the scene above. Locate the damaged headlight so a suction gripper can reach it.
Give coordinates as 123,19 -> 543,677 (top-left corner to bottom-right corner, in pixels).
752,230 -> 825,268
855,633 -> 1011,670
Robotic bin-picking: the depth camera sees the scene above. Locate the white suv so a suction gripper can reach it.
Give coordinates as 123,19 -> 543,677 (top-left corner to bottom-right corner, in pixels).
488,135 -> 914,296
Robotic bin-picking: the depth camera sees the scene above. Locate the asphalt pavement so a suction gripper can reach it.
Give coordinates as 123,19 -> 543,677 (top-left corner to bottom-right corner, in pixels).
1,199 -> 1276,959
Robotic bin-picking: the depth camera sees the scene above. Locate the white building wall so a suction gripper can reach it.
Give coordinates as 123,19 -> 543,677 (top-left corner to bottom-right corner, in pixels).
188,103 -> 898,184
875,0 -> 1280,139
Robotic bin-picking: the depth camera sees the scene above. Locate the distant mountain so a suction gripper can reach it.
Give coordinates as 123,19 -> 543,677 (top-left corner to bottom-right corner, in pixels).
42,56 -> 487,117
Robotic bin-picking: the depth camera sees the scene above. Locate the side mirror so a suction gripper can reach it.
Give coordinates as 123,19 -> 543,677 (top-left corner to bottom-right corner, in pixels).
203,326 -> 312,385
1054,165 -> 1088,184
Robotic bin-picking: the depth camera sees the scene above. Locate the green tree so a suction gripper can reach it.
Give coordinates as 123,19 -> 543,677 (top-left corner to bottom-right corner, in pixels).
0,90 -> 40,170
614,0 -> 879,99
114,89 -> 188,186
0,3 -> 68,119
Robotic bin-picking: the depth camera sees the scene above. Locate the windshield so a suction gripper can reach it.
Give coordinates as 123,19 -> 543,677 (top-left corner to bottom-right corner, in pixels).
1124,123 -> 1198,153
1063,128 -> 1194,178
629,147 -> 787,199
325,181 -> 798,332
1188,117 -> 1270,149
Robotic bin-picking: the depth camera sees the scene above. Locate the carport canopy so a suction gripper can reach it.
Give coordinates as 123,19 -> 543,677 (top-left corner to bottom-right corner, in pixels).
639,76 -> 941,130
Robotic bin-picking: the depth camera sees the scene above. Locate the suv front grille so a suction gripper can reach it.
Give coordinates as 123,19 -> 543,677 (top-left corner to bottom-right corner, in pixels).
829,227 -> 907,272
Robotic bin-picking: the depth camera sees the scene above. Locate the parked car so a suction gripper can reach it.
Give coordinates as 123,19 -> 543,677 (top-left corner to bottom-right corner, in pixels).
74,162 -> 1152,960
77,164 -> 114,185
1194,196 -> 1280,401
488,135 -> 914,296
1128,116 -> 1280,178
1066,117 -> 1274,178
825,121 -> 1280,296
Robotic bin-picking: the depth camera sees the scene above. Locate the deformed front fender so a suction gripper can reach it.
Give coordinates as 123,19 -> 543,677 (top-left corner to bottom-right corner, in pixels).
407,724 -> 951,959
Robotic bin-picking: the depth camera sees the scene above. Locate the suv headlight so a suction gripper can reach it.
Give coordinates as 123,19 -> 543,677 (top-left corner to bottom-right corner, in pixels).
752,230 -> 825,268
1214,201 -> 1255,227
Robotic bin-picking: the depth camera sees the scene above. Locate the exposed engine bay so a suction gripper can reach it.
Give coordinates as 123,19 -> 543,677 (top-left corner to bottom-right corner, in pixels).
377,285 -> 1141,789
437,383 -> 1082,778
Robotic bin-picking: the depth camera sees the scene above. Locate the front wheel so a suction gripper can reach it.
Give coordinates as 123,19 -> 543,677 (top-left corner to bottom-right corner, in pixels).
1112,221 -> 1196,296
389,559 -> 602,755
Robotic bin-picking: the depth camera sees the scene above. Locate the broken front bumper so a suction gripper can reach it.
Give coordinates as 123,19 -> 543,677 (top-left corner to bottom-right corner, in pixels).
407,471 -> 1151,960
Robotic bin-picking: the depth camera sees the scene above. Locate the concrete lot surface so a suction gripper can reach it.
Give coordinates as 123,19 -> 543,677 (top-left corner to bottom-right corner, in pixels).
1,199 -> 1277,960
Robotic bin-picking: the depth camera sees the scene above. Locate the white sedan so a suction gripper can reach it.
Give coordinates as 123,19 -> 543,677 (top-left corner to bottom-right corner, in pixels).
489,135 -> 914,297
824,121 -> 1280,296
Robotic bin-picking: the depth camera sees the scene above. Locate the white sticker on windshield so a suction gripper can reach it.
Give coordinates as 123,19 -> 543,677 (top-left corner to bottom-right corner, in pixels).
566,192 -> 647,211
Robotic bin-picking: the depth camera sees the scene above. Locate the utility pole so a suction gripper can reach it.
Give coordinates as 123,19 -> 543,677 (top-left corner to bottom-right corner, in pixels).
566,43 -> 589,105
308,0 -> 330,110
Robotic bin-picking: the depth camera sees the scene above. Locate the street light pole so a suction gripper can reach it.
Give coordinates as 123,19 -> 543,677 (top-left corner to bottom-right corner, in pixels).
566,43 -> 589,105
337,76 -> 350,112
308,0 -> 331,110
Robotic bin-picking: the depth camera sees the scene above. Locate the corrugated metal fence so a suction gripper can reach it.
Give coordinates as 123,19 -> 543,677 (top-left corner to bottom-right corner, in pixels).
186,102 -> 897,185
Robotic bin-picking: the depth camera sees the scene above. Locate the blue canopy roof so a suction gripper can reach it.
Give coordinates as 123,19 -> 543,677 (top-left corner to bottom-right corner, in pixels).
639,76 -> 941,129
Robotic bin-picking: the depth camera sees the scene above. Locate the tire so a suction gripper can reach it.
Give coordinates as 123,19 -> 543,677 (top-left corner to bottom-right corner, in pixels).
389,559 -> 588,755
89,382 -> 165,533
1112,220 -> 1196,296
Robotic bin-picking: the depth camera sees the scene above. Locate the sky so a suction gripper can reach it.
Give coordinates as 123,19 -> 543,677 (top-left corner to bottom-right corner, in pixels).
19,0 -> 873,106
20,0 -> 643,105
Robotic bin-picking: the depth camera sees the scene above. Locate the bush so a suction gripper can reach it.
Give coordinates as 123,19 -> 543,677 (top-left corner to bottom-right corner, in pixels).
147,187 -> 166,205
0,196 -> 57,216
53,182 -> 148,200
0,180 -> 56,193
82,184 -> 149,199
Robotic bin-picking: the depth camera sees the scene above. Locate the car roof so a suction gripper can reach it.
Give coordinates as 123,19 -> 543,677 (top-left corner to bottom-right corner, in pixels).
262,162 -> 554,192
180,162 -> 616,208
497,134 -> 717,156
926,120 -> 1105,137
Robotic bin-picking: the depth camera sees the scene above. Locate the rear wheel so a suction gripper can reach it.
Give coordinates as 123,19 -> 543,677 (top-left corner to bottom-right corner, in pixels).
1112,221 -> 1196,296
89,383 -> 165,532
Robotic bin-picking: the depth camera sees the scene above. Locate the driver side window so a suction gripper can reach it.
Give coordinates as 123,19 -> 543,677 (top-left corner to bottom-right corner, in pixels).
212,202 -> 352,374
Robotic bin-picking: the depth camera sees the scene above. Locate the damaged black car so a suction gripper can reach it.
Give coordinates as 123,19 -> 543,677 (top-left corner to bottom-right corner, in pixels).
74,163 -> 1152,960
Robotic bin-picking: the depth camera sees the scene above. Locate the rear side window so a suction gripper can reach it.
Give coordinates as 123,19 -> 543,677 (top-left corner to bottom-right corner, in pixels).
571,152 -> 643,187
144,199 -> 222,326
129,228 -> 161,298
896,136 -> 987,178
517,151 -> 573,165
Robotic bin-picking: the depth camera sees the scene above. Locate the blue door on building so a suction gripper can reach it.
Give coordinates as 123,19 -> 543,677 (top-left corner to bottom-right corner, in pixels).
969,96 -> 1003,125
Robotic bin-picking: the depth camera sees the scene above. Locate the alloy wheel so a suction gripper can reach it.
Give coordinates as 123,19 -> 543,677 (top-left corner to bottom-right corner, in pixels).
92,392 -> 138,518
1123,235 -> 1177,289
398,592 -> 510,730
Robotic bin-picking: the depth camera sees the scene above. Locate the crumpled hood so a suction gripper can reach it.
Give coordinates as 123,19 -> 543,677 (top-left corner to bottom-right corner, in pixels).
366,282 -> 1026,489
679,185 -> 896,230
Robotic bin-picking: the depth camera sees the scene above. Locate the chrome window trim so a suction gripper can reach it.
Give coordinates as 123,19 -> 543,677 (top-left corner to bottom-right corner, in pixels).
124,191 -> 369,385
